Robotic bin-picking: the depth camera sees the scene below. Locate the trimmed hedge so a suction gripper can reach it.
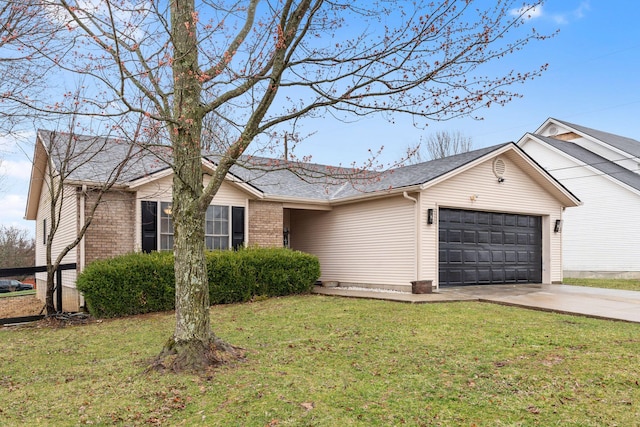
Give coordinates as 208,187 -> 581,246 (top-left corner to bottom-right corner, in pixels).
77,248 -> 320,318
76,251 -> 175,318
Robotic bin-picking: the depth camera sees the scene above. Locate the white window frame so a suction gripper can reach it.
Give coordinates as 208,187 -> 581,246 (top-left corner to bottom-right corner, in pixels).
159,201 -> 174,251
149,202 -> 233,251
205,205 -> 230,250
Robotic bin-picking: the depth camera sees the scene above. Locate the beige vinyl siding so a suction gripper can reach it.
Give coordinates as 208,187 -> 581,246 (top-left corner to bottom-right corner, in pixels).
35,178 -> 79,270
290,195 -> 416,289
134,175 -> 251,250
135,174 -> 250,205
419,155 -> 565,285
522,139 -> 640,274
35,175 -> 79,308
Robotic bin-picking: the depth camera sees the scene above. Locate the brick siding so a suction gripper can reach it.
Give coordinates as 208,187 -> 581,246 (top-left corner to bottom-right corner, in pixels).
83,190 -> 136,265
248,200 -> 283,247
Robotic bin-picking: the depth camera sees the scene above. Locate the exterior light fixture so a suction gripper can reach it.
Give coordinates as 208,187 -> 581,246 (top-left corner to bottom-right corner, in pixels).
554,219 -> 563,233
427,209 -> 434,225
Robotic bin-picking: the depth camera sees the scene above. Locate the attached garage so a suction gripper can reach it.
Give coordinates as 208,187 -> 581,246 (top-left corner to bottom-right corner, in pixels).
438,208 -> 542,286
280,143 -> 581,290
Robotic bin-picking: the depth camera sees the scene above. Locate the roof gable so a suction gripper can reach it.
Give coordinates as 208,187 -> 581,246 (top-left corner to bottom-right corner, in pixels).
521,133 -> 640,194
538,118 -> 640,159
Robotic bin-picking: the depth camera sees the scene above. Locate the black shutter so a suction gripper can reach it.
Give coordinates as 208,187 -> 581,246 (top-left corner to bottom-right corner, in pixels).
141,201 -> 157,253
231,206 -> 245,250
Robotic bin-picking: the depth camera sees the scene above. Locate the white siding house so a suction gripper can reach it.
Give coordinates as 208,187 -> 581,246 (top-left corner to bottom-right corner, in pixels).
518,118 -> 640,278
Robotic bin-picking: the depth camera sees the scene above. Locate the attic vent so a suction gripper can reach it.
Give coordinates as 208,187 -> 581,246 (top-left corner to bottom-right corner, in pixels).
493,158 -> 506,178
548,125 -> 558,136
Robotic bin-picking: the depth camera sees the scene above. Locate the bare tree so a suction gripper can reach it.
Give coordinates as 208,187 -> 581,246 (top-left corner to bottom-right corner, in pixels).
6,0 -> 551,371
0,225 -> 35,270
408,131 -> 474,163
36,110 -> 146,315
0,0 -> 62,133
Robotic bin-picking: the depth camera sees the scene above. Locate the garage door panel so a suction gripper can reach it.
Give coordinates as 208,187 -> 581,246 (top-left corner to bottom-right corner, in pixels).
449,250 -> 462,263
491,270 -> 505,282
439,208 -> 542,286
463,250 -> 477,263
478,250 -> 490,263
504,214 -> 516,226
463,230 -> 476,243
504,232 -> 516,244
449,230 -> 462,243
463,270 -> 477,283
517,269 -> 529,281
477,269 -> 491,283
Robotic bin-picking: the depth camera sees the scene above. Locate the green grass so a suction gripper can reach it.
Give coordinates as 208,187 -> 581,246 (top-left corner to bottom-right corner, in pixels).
0,289 -> 36,298
563,277 -> 640,291
1,295 -> 639,426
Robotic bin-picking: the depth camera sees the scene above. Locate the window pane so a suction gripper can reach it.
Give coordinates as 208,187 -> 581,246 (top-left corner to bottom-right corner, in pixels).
161,235 -> 174,251
160,202 -> 174,250
214,237 -> 228,250
204,205 -> 229,250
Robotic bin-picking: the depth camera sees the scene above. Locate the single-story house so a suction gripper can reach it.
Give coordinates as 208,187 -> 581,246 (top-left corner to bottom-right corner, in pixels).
26,130 -> 580,311
518,118 -> 640,279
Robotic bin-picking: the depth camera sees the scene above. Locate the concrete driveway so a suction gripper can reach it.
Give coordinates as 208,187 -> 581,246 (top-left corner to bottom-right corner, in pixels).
440,284 -> 640,323
313,283 -> 640,323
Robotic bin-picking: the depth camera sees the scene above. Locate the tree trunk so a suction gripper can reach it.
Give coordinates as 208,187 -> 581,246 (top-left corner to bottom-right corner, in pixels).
152,133 -> 244,372
151,0 -> 242,372
45,267 -> 56,315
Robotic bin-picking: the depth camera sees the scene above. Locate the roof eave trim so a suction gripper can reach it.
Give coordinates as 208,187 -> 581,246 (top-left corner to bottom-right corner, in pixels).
24,135 -> 50,220
328,184 -> 423,205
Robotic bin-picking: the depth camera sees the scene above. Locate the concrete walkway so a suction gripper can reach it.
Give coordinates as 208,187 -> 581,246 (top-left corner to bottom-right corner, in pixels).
312,283 -> 640,323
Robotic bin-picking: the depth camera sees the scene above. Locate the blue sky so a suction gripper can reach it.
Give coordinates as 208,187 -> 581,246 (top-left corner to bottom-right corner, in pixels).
1,0 -> 639,236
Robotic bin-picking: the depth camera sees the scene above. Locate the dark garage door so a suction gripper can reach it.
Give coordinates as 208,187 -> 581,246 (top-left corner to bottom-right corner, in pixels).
439,208 -> 542,286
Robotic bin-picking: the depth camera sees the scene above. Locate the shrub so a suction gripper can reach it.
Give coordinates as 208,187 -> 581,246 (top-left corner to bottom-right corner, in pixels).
245,248 -> 321,297
76,251 -> 175,318
206,251 -> 255,304
78,248 -> 320,318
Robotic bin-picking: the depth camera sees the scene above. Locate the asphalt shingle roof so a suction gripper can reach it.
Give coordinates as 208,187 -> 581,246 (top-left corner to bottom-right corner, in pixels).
552,118 -> 640,158
39,128 -> 510,201
38,129 -> 171,184
220,143 -> 507,200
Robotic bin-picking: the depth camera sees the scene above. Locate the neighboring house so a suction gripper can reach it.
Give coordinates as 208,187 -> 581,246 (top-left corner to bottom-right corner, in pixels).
26,130 -> 580,311
518,118 -> 640,279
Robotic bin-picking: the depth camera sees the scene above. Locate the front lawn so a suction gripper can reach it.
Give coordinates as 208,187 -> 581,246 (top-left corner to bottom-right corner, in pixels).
1,295 -> 638,426
563,277 -> 640,291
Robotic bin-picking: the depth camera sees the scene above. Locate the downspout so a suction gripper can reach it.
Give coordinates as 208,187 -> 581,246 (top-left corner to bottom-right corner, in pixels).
403,191 -> 419,281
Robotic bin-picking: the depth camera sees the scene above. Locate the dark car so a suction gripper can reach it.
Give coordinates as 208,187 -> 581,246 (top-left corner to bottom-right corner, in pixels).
0,279 -> 34,293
